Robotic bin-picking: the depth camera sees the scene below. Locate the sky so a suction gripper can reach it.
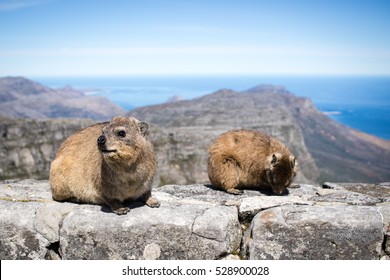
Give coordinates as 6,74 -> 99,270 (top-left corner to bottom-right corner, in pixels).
0,0 -> 389,77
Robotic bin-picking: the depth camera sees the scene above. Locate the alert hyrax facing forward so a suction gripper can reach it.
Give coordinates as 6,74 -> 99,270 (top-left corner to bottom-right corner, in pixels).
208,129 -> 297,195
50,116 -> 160,215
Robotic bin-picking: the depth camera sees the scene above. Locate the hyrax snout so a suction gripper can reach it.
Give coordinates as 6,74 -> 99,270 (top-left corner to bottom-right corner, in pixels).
208,129 -> 298,195
49,116 -> 160,215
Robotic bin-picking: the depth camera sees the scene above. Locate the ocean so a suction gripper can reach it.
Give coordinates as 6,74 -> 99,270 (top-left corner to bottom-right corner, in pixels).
35,75 -> 390,140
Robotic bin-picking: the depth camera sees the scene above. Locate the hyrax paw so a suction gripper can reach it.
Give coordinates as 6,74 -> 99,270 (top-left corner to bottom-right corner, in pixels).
113,207 -> 130,215
146,197 -> 161,208
226,188 -> 243,195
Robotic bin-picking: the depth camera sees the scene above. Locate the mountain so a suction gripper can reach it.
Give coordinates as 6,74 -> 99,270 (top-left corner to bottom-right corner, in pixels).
0,76 -> 125,120
129,85 -> 390,184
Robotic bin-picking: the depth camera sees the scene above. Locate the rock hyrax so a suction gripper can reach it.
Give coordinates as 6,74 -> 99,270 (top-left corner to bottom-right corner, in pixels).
208,129 -> 298,195
50,116 -> 160,215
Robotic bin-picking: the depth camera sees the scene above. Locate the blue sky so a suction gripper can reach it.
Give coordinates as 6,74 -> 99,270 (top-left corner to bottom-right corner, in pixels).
0,0 -> 389,76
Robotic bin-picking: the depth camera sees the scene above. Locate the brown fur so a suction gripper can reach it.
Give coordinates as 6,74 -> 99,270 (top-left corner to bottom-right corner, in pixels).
207,129 -> 298,195
49,116 -> 160,215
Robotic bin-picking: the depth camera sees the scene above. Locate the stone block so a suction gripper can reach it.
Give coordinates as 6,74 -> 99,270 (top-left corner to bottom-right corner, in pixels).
248,205 -> 383,260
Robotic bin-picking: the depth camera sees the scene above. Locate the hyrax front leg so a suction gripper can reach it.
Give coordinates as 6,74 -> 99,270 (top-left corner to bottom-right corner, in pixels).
143,191 -> 161,208
107,198 -> 130,215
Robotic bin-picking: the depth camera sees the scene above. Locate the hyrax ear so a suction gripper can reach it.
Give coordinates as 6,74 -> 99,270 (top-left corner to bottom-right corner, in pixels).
138,121 -> 149,136
269,153 -> 282,166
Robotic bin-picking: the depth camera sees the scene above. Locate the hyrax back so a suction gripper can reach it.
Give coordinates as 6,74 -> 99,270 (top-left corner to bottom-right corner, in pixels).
208,129 -> 297,195
49,116 -> 160,215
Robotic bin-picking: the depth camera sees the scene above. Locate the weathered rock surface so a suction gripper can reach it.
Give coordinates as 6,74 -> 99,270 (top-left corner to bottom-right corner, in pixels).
59,202 -> 241,260
247,205 -> 383,260
0,180 -> 389,260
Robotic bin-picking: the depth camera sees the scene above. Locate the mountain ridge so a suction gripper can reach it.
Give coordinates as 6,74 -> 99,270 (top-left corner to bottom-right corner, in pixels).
0,76 -> 125,120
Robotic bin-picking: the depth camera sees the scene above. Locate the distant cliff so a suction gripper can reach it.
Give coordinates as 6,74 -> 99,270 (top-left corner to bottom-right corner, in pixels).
129,85 -> 390,184
0,117 -> 95,180
0,76 -> 125,120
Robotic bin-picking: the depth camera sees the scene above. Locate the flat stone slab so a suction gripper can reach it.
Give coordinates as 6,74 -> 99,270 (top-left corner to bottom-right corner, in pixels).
323,182 -> 390,200
248,205 -> 384,260
59,201 -> 241,260
0,179 -> 52,202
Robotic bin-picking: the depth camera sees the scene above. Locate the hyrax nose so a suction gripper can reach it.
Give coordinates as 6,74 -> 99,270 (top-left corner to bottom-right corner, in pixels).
97,135 -> 106,147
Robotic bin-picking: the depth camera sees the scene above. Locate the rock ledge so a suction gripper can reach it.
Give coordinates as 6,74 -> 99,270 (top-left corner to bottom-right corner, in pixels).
0,180 -> 389,260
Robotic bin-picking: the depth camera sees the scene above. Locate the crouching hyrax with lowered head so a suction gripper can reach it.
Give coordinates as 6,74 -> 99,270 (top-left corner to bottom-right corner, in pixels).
208,129 -> 298,195
50,116 -> 160,215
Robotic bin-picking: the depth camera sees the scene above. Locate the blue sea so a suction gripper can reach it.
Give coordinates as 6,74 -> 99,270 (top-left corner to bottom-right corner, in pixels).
35,75 -> 390,140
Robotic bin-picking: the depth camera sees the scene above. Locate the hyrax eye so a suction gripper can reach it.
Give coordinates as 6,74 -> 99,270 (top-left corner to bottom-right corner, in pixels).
117,130 -> 126,137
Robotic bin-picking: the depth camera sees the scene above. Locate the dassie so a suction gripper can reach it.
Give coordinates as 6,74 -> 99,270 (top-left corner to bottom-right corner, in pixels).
207,129 -> 298,195
50,116 -> 160,215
